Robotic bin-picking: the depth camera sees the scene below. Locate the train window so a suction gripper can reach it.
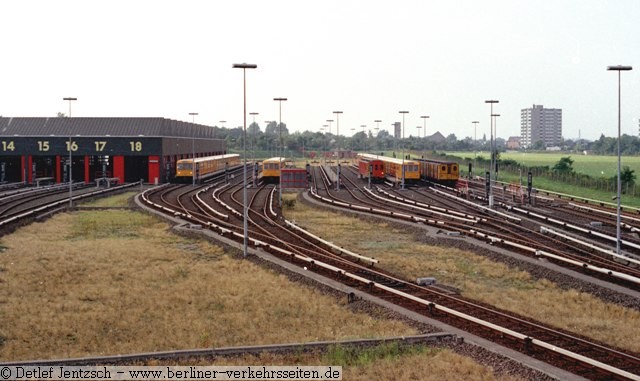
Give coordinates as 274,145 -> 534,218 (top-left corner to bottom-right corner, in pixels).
177,163 -> 192,170
452,165 -> 458,172
441,165 -> 446,171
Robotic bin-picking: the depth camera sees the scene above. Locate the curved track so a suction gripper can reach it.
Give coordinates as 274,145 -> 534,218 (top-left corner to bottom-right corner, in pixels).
140,164 -> 640,381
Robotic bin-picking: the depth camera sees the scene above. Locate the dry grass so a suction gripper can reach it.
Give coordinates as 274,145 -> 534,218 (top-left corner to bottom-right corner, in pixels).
286,194 -> 640,353
145,345 -> 525,381
80,191 -> 139,207
0,193 -> 532,380
0,209 -> 416,361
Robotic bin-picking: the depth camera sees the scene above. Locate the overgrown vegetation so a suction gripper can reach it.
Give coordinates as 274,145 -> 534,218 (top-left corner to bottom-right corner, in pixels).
432,151 -> 640,201
0,194 -> 529,380
0,207 -> 416,361
323,343 -> 432,367
285,195 -> 640,353
147,347 -> 526,381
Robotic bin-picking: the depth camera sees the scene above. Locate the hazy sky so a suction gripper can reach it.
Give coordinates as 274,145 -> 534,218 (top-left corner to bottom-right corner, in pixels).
1,0 -> 639,141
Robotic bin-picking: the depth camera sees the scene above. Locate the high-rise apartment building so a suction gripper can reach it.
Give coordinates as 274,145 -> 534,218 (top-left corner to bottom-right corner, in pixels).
520,105 -> 562,148
393,122 -> 401,139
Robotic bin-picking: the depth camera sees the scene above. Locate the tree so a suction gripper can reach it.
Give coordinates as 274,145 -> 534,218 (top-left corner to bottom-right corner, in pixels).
620,166 -> 636,192
248,121 -> 261,136
264,121 -> 278,136
532,140 -> 546,150
552,156 -> 574,174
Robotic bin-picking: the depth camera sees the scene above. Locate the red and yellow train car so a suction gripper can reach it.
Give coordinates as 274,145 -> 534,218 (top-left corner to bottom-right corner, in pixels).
356,154 -> 419,185
260,157 -> 286,183
417,158 -> 459,186
175,154 -> 240,183
356,153 -> 385,181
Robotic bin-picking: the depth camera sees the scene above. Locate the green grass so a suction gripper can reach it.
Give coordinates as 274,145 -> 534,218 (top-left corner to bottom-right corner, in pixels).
442,151 -> 640,208
496,172 -> 640,208
80,191 -> 138,208
70,210 -> 155,239
446,151 -> 640,178
323,343 -> 433,367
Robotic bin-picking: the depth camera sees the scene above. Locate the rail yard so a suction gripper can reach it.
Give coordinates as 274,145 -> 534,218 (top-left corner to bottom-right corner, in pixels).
1,157 -> 639,380
129,157 -> 640,380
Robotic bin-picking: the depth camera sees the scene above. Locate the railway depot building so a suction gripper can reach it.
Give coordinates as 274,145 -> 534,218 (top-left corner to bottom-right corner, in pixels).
0,117 -> 225,184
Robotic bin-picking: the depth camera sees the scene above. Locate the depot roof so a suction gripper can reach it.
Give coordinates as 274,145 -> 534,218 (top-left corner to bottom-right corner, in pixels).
0,117 -> 217,139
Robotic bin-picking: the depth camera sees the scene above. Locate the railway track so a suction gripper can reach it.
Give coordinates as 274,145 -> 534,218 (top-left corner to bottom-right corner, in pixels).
0,334 -> 453,367
141,164 -> 640,380
0,182 -> 139,235
316,164 -> 640,291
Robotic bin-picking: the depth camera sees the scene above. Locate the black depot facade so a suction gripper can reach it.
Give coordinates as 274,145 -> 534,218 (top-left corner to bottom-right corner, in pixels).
0,117 -> 225,184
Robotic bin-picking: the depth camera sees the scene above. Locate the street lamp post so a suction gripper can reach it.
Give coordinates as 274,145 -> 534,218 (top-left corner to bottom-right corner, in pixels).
63,97 -> 77,208
351,128 -> 355,151
360,125 -> 367,152
333,111 -> 343,191
492,114 -> 500,183
325,120 -> 334,162
374,120 -> 381,151
472,120 -> 479,157
485,100 -> 499,207
273,98 -> 287,207
214,120 -> 226,142
326,120 -> 333,136
249,112 -> 259,171
399,111 -> 409,190
321,125 -> 328,162
263,121 -> 273,156
233,63 -> 257,258
63,97 -> 77,118
608,65 -> 633,256
189,112 -> 199,186
472,120 -> 479,178
420,115 -> 429,157
273,98 -> 288,160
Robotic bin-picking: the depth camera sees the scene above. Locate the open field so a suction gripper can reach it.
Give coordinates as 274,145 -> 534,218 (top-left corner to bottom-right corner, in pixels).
288,194 -> 640,354
495,172 -> 640,208
433,151 -> 640,207
0,194 -> 530,380
445,151 -> 640,179
0,208 -> 415,361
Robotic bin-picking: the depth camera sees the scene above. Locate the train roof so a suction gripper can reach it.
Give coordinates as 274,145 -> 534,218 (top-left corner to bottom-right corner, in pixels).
262,157 -> 286,163
357,153 -> 419,165
415,157 -> 459,164
177,154 -> 239,164
356,153 -> 384,162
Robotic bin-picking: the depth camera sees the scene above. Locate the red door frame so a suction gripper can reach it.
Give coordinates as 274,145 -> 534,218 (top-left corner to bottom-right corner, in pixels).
113,156 -> 125,183
148,155 -> 160,184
